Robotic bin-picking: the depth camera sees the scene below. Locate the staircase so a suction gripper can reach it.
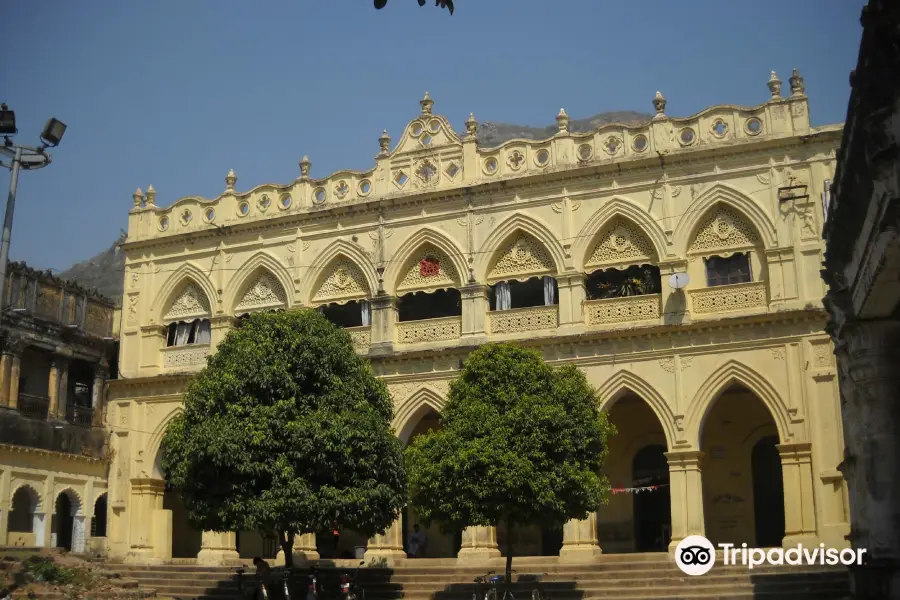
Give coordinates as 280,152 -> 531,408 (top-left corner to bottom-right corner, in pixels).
112,553 -> 851,600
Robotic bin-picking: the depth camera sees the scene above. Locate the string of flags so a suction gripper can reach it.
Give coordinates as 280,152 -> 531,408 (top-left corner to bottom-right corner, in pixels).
611,483 -> 670,495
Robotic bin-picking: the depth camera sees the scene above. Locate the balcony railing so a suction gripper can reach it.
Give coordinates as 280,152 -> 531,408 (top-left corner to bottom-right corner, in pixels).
689,281 -> 768,314
162,344 -> 211,370
488,305 -> 559,334
65,404 -> 94,429
18,394 -> 50,420
395,316 -> 461,345
345,325 -> 371,348
585,294 -> 662,326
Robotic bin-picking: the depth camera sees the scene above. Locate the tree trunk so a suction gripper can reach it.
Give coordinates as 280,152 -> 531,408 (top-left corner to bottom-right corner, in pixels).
279,529 -> 295,569
504,521 -> 514,585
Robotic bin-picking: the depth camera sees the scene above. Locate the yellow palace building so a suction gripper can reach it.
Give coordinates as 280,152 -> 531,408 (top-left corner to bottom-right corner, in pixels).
92,70 -> 847,565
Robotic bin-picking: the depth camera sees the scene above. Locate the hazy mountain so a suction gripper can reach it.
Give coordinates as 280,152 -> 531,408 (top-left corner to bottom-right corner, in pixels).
60,111 -> 653,303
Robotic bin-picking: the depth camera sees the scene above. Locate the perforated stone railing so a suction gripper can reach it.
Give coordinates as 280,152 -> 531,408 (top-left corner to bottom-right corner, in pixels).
162,344 -> 211,370
689,281 -> 768,314
346,325 -> 371,348
585,294 -> 662,326
488,305 -> 559,334
395,316 -> 461,345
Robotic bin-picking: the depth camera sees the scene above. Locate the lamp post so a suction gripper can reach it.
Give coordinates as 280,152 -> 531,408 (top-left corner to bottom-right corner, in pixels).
0,103 -> 67,310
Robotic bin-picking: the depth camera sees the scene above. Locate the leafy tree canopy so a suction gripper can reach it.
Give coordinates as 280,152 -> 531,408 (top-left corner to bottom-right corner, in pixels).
405,342 -> 613,576
161,309 -> 406,563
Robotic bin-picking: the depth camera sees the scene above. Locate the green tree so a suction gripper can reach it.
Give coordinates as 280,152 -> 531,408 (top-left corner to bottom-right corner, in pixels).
161,309 -> 406,567
406,343 -> 613,582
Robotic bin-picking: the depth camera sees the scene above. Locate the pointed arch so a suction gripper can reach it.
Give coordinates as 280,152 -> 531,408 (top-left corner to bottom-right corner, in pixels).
475,212 -> 566,282
392,386 -> 445,446
574,197 -> 669,270
10,483 -> 42,512
152,262 -> 217,323
596,370 -> 676,449
302,239 -> 378,305
684,359 -> 790,448
147,406 -> 185,480
224,251 -> 294,312
674,183 -> 777,253
55,487 -> 84,516
384,227 -> 468,295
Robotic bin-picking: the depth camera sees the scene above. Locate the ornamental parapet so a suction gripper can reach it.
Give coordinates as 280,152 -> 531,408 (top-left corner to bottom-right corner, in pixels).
162,344 -> 210,371
689,281 -> 768,314
488,305 -> 559,335
346,325 -> 372,349
585,294 -> 661,326
395,316 -> 461,345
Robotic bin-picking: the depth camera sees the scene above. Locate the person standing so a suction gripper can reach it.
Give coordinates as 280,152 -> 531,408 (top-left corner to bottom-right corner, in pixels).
408,524 -> 427,558
253,557 -> 271,599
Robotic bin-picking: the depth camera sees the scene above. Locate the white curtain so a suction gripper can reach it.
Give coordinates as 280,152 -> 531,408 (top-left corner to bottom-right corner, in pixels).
495,281 -> 512,311
543,276 -> 556,306
195,319 -> 212,344
360,301 -> 371,326
173,322 -> 192,346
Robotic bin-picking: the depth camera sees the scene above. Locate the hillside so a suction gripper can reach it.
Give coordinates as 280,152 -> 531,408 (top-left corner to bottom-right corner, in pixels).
59,110 -> 653,303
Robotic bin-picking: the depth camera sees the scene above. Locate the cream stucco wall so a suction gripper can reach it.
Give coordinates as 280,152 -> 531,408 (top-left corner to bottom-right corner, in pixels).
95,74 -> 849,565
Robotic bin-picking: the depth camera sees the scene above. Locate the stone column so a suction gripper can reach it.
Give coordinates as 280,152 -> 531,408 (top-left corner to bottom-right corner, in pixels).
56,358 -> 70,420
364,517 -> 406,564
125,478 -> 168,564
835,320 -> 900,597
556,273 -> 586,332
369,294 -> 397,353
777,441 -> 817,547
8,352 -> 21,410
0,351 -> 11,407
457,525 -> 500,563
209,315 -> 234,351
460,283 -> 489,342
91,364 -> 108,427
559,512 -> 602,562
275,533 -> 319,565
665,450 -> 706,552
197,531 -> 240,565
47,360 -> 60,418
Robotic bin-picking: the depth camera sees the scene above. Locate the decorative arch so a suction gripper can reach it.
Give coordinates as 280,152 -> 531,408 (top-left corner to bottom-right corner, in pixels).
302,239 -> 379,305
10,483 -> 42,512
54,487 -> 84,517
152,262 -> 217,324
596,370 -> 677,450
392,386 -> 445,446
574,197 -> 669,270
674,183 -> 777,253
224,251 -> 294,312
384,227 -> 468,295
475,213 -> 566,282
684,359 -> 791,448
147,406 -> 184,480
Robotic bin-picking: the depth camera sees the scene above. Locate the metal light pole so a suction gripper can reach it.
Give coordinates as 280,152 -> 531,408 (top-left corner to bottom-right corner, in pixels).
0,103 -> 67,309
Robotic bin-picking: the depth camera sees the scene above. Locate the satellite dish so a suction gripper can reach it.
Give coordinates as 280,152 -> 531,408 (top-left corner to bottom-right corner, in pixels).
669,272 -> 690,290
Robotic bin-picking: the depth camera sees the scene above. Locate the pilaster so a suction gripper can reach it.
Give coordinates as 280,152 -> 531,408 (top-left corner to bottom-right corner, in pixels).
275,532 -> 320,565
665,450 -> 706,553
197,531 -> 240,565
460,283 -> 489,342
124,478 -> 167,564
369,294 -> 397,352
457,525 -> 501,563
559,512 -> 602,562
556,273 -> 585,333
364,518 -> 406,565
47,360 -> 60,418
777,442 -> 818,547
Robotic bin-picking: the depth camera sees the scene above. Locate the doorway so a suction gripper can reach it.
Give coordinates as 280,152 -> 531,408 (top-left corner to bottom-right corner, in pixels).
631,444 -> 671,551
752,435 -> 785,547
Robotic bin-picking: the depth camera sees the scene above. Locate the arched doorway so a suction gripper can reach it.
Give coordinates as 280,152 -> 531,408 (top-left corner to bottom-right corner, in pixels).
701,383 -> 785,547
52,491 -> 82,552
91,494 -> 108,538
599,393 -> 670,553
632,445 -> 671,551
163,484 -> 203,558
8,486 -> 42,546
752,436 -> 785,547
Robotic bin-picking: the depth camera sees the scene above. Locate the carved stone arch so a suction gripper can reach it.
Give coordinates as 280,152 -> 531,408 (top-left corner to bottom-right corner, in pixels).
302,239 -> 379,305
476,213 -> 566,283
10,483 -> 42,512
224,251 -> 293,312
675,183 -> 777,254
574,197 -> 669,271
684,359 -> 791,449
153,263 -> 217,324
392,386 -> 445,446
147,406 -> 184,480
596,370 -> 677,450
55,487 -> 84,517
384,227 -> 468,295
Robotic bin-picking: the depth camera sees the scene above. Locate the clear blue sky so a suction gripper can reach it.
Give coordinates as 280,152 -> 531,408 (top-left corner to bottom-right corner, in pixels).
1,0 -> 865,272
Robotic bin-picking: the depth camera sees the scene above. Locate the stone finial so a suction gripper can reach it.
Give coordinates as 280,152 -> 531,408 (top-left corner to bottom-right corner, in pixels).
789,68 -> 805,96
378,130 -> 391,155
767,71 -> 782,98
225,168 -> 237,191
465,113 -> 478,138
132,188 -> 144,207
653,91 -> 667,115
420,92 -> 434,115
299,155 -> 311,179
556,108 -> 569,133
145,185 -> 156,206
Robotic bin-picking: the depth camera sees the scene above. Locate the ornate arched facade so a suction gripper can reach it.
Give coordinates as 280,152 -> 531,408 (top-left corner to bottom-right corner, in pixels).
105,86 -> 847,564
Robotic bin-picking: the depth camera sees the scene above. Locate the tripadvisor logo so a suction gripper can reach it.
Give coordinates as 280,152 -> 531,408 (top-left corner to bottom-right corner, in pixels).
674,535 -> 867,575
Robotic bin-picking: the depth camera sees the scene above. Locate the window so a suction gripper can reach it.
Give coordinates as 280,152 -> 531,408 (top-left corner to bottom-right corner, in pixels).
585,265 -> 661,300
166,319 -> 211,347
320,300 -> 371,328
398,289 -> 461,322
491,276 -> 558,310
705,254 -> 752,287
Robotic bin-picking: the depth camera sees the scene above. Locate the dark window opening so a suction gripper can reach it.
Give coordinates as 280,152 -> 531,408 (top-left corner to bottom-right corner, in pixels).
705,253 -> 752,287
398,289 -> 461,322
491,276 -> 558,310
91,494 -> 108,538
319,300 -> 371,328
585,265 -> 661,300
166,319 -> 211,347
